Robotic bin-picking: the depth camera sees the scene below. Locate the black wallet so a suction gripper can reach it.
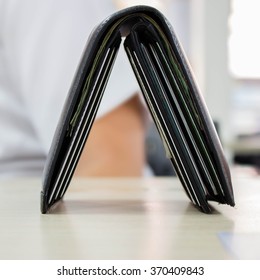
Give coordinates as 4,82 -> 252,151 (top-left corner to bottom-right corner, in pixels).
41,5 -> 235,214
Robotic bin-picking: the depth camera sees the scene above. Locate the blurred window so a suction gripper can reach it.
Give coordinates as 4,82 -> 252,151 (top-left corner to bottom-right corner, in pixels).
229,0 -> 260,78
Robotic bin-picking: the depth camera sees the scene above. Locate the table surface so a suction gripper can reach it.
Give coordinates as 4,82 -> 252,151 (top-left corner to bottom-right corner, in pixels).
1,171 -> 260,260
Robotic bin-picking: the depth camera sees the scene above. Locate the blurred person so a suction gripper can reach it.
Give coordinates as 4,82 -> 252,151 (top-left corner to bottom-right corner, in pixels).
0,0 -> 147,179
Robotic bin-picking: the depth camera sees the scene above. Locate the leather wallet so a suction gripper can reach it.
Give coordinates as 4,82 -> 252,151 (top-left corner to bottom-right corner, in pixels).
41,5 -> 235,214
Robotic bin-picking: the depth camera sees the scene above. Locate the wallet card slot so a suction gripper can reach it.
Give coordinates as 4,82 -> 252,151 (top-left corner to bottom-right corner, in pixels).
139,43 -> 209,195
59,47 -> 118,199
124,25 -> 222,212
125,46 -> 197,205
135,17 -> 228,202
125,44 -> 212,212
125,20 -> 226,202
148,43 -> 222,197
149,42 -> 226,200
47,44 -> 119,207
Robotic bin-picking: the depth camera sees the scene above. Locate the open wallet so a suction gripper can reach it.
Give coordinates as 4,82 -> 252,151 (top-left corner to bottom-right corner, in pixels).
41,5 -> 235,214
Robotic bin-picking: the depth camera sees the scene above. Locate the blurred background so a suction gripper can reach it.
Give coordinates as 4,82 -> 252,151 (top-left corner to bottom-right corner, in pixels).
115,0 -> 260,175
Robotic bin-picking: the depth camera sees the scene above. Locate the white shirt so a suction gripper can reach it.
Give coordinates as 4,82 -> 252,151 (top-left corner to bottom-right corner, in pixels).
0,0 -> 139,178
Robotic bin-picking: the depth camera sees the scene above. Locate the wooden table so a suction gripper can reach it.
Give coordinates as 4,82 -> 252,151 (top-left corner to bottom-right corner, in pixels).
1,173 -> 260,260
